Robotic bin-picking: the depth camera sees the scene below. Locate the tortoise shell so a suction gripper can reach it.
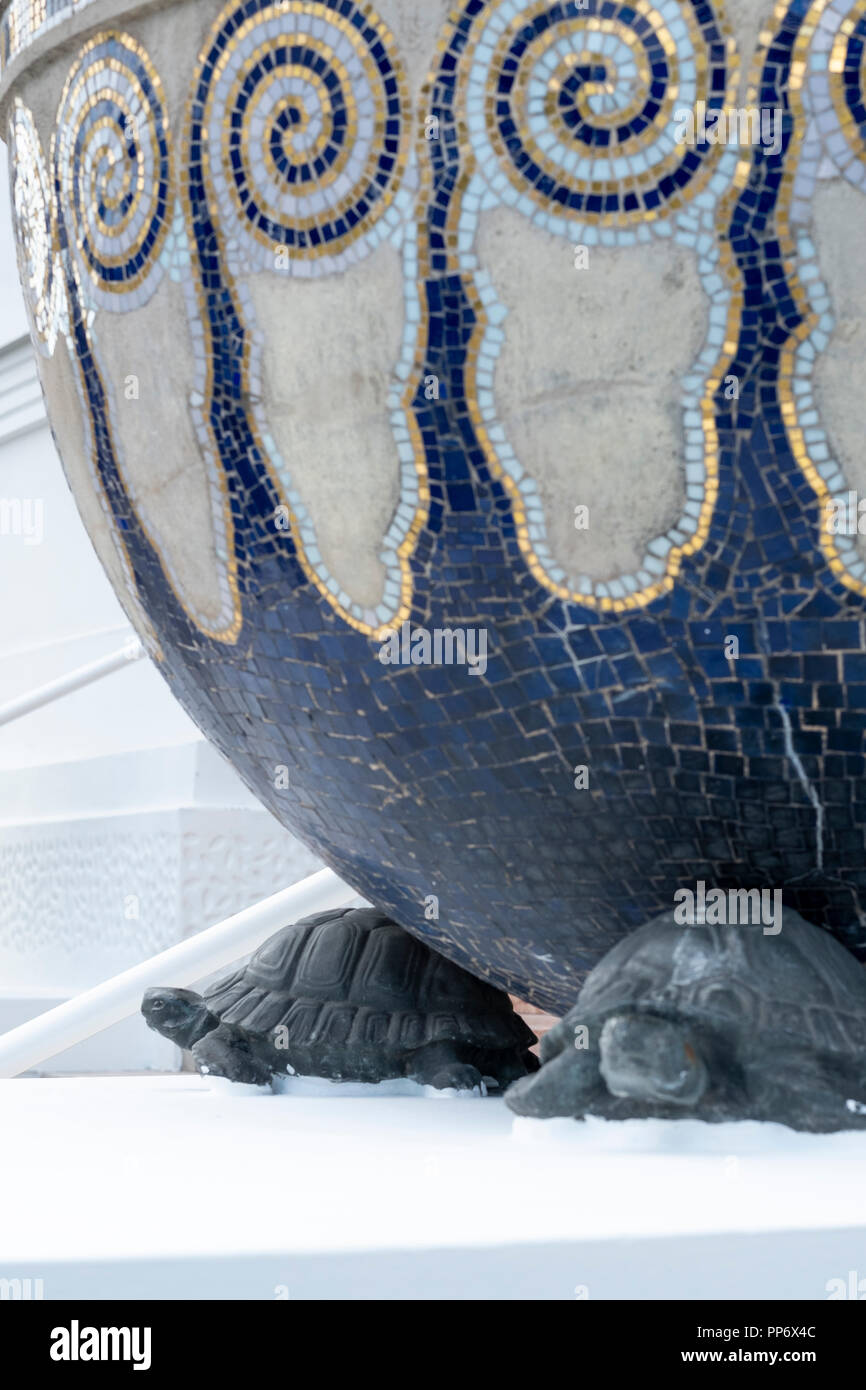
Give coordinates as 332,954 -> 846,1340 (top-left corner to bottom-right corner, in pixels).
202,907 -> 534,1053
575,907 -> 866,1058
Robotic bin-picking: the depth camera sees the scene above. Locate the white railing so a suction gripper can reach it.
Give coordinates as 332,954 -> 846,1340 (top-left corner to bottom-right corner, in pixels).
0,635 -> 144,726
0,867 -> 356,1077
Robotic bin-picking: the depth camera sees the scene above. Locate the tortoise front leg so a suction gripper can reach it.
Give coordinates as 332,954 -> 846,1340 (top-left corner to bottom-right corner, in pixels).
192,1023 -> 274,1087
404,1040 -> 486,1093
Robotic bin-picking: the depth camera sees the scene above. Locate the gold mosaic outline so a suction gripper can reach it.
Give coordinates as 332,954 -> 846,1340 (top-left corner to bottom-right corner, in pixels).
777,0 -> 866,598
188,0 -> 427,641
829,14 -> 866,170
52,34 -> 244,645
447,0 -> 748,614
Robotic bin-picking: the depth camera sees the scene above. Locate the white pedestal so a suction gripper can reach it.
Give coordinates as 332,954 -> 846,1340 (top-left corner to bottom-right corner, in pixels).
2,1076 -> 865,1299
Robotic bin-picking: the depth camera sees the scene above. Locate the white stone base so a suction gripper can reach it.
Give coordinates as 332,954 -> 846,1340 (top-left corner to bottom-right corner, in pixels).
2,1076 -> 865,1299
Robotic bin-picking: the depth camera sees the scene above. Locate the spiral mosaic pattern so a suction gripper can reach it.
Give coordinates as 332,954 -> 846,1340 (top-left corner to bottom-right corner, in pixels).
54,32 -> 171,304
8,99 -> 65,353
465,0 -> 733,227
201,0 -> 409,270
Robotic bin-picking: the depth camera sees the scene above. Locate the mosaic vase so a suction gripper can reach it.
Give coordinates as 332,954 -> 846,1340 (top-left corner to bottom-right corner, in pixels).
3,0 -> 866,1013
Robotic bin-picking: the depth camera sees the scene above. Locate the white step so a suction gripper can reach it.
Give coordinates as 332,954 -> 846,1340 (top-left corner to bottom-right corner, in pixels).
2,1075 -> 865,1299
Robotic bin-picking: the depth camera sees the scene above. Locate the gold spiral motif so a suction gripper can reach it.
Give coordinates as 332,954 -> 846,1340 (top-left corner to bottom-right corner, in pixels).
54,32 -> 172,300
469,0 -> 735,227
201,0 -> 409,265
828,1 -> 866,171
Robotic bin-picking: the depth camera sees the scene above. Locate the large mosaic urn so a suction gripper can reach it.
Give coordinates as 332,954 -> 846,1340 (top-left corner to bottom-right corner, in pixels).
4,0 -> 866,1014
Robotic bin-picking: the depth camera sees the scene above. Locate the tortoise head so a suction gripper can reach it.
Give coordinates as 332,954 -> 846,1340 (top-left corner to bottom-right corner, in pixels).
599,1013 -> 708,1108
141,987 -> 216,1049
